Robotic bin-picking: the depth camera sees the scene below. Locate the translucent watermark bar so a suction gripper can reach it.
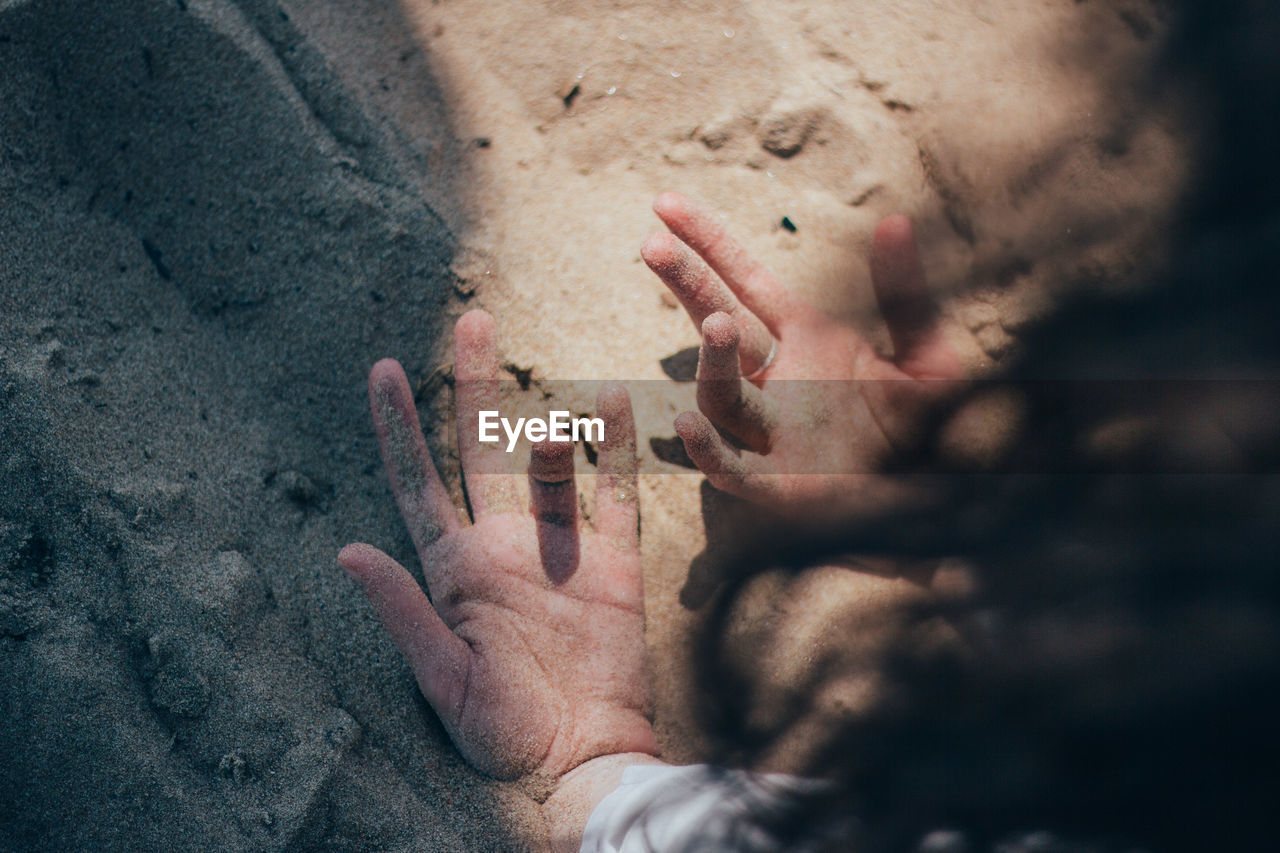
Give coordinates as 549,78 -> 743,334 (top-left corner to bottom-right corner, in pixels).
406,378 -> 1280,477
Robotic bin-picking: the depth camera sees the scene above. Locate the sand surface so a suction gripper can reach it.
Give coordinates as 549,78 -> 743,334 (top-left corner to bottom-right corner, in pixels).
1,0 -> 1185,848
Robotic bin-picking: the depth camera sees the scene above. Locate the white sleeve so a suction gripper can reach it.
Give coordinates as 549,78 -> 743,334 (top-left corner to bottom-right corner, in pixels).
579,764 -> 828,853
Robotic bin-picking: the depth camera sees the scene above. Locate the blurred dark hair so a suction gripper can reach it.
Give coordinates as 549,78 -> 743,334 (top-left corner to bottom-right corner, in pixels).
692,3 -> 1280,850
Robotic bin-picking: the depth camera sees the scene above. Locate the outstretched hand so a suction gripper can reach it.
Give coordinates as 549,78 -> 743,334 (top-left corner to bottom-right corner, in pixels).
643,192 -> 963,516
339,311 -> 658,801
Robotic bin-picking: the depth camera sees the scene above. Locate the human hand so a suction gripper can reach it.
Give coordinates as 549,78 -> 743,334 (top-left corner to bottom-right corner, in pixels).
642,193 -> 963,516
338,311 -> 659,806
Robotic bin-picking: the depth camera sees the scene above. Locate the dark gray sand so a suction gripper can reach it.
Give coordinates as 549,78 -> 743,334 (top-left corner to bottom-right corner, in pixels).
1,0 -> 544,848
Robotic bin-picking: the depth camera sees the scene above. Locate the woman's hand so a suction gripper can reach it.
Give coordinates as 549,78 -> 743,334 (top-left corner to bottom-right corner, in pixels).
643,193 -> 963,517
338,311 -> 659,821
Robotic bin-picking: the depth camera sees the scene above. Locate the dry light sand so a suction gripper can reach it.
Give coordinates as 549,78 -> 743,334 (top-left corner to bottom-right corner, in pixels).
1,0 -> 1188,849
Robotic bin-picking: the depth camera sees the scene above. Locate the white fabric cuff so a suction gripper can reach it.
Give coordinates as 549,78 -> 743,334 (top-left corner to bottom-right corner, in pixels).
579,764 -> 826,853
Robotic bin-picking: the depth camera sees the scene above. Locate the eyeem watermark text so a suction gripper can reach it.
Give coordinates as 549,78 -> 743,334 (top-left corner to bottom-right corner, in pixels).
478,411 -> 604,452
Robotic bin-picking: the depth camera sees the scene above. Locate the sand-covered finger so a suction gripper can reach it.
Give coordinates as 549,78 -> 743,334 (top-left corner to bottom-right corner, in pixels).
870,215 -> 961,379
593,383 -> 639,551
674,410 -> 777,503
529,439 -> 579,583
642,231 -> 776,375
696,313 -> 777,452
369,358 -> 461,554
337,543 -> 471,720
454,309 -> 521,515
653,192 -> 795,333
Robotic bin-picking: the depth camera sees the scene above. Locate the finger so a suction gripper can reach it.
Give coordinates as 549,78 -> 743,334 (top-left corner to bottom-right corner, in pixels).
641,231 -> 776,376
529,439 -> 579,584
653,192 -> 796,333
368,359 -> 461,554
338,543 -> 471,719
674,410 -> 780,503
453,309 -> 520,515
593,383 -> 639,551
869,215 -> 961,379
696,313 -> 777,452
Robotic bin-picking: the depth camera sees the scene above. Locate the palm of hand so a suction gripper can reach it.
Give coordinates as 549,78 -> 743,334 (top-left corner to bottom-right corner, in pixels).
339,310 -> 654,781
643,193 -> 962,514
422,512 -> 650,779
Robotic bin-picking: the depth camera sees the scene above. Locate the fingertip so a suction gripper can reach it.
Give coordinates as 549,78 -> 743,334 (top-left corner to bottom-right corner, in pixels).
454,309 -> 500,382
675,411 -> 743,482
674,410 -> 711,445
874,213 -> 913,241
871,213 -> 927,289
369,358 -> 407,393
653,191 -> 687,219
640,231 -> 681,271
597,382 -> 633,418
872,215 -> 920,268
529,438 -> 576,483
700,312 -> 739,349
367,358 -> 420,442
455,308 -> 496,340
337,542 -> 377,576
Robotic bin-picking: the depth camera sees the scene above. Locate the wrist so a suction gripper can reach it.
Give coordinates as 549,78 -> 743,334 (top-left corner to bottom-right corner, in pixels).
544,751 -> 668,853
